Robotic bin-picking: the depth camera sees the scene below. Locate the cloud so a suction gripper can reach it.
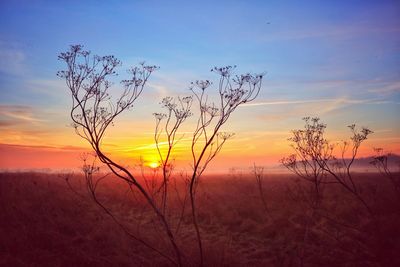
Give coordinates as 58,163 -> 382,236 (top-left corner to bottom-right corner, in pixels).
119,137 -> 193,153
240,97 -> 386,108
0,42 -> 26,75
0,143 -> 86,152
241,99 -> 330,107
146,83 -> 169,99
140,70 -> 198,100
128,141 -> 169,151
261,21 -> 400,43
26,79 -> 72,106
243,97 -> 394,122
0,120 -> 16,127
0,143 -> 88,170
368,81 -> 400,95
0,105 -> 60,145
0,105 -> 45,126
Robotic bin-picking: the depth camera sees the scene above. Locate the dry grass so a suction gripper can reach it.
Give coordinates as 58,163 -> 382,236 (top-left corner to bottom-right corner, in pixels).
1,172 -> 399,266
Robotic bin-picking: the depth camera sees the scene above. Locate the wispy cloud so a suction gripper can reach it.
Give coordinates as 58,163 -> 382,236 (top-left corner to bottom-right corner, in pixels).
26,79 -> 72,106
242,97 -> 395,123
0,105 -> 45,126
262,22 -> 400,42
0,105 -> 68,146
241,97 -> 390,108
0,143 -> 86,151
368,81 -> 400,95
148,83 -> 169,99
127,141 -> 169,151
0,41 -> 26,75
119,138 -> 193,153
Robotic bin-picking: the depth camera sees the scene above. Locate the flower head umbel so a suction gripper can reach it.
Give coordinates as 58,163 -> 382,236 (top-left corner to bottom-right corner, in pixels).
190,80 -> 212,91
58,44 -> 157,144
217,132 -> 234,141
153,112 -> 167,121
211,65 -> 236,77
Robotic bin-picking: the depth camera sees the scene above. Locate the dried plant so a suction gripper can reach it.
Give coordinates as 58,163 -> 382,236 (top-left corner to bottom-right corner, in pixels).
60,45 -> 263,266
153,66 -> 263,266
281,117 -> 373,214
252,163 -> 273,220
281,117 -> 376,266
371,147 -> 400,198
58,45 -> 182,266
172,170 -> 190,235
154,96 -> 193,215
280,117 -> 329,209
79,153 -> 176,263
187,66 -> 263,266
57,171 -> 85,199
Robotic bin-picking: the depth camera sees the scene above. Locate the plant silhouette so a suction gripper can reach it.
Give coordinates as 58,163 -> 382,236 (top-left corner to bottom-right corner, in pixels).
58,45 -> 263,266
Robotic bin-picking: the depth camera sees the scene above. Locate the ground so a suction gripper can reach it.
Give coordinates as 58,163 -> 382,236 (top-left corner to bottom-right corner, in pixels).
1,172 -> 399,266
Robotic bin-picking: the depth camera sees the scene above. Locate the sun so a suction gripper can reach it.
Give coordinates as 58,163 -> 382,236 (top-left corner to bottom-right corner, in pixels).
148,162 -> 160,169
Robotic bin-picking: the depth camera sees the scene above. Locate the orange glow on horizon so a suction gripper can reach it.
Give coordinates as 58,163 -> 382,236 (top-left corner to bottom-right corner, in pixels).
1,119 -> 399,171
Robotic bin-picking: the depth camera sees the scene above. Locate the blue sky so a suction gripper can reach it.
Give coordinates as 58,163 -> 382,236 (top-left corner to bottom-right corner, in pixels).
0,0 -> 399,169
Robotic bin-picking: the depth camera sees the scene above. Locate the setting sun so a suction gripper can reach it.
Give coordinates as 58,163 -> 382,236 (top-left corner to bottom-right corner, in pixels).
148,162 -> 160,169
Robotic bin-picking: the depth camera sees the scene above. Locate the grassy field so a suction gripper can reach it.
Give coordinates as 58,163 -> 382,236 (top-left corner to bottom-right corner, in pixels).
1,171 -> 399,266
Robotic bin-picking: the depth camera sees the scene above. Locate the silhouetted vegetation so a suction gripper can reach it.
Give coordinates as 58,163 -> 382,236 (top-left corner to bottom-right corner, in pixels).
57,45 -> 263,266
277,117 -> 400,266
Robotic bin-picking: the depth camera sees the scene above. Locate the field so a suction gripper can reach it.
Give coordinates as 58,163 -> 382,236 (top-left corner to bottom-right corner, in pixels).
1,171 -> 400,267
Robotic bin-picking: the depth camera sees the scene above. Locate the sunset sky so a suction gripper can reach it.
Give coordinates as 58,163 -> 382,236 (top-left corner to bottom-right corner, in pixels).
0,0 -> 399,172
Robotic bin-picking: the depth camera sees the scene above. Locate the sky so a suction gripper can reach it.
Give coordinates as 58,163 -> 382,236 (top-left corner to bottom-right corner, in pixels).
0,0 -> 399,172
